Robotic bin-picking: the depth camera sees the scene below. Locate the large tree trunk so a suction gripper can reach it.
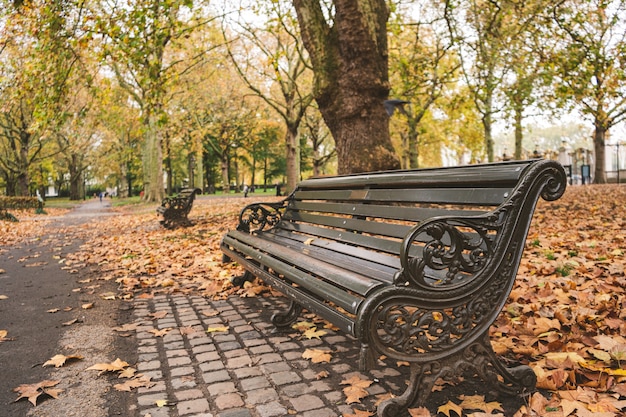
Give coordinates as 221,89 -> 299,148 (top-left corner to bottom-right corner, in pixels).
293,0 -> 400,174
593,122 -> 607,184
141,112 -> 165,202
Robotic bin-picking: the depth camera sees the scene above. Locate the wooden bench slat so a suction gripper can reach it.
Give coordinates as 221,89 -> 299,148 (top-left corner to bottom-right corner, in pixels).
293,187 -> 514,206
296,160 -> 530,190
224,232 -> 382,309
266,230 -> 398,283
289,200 -> 486,222
283,211 -> 411,240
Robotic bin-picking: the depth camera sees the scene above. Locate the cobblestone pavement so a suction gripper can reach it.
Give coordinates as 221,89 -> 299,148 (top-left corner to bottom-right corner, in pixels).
132,294 -> 410,417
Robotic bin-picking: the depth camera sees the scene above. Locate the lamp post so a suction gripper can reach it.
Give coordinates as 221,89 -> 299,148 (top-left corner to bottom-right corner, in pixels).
189,154 -> 196,189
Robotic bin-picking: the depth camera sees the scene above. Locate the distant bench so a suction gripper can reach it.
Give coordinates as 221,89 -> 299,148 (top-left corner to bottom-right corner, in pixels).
0,196 -> 44,222
156,188 -> 201,229
221,160 -> 567,415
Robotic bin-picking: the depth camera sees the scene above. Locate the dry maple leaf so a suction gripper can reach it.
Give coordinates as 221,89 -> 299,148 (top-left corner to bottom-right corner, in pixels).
302,348 -> 332,364
437,400 -> 463,417
13,380 -> 62,406
206,326 -> 229,333
43,354 -> 84,368
86,358 -> 130,375
0,329 -> 13,343
113,323 -> 139,332
302,327 -> 326,340
149,311 -> 168,320
149,328 -> 172,337
114,375 -> 154,392
341,376 -> 373,404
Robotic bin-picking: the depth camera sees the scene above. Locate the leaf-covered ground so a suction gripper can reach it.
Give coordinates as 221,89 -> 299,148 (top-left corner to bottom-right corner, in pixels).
2,186 -> 626,416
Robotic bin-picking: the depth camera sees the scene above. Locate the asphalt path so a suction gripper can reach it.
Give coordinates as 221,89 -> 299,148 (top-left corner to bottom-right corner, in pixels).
0,199 -> 135,417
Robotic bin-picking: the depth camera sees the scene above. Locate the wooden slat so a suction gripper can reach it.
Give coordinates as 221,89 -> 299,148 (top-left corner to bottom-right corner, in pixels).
297,160 -> 532,190
293,187 -> 513,206
224,232 -> 384,305
288,200 -> 486,222
282,211 -> 411,239
265,230 -> 399,284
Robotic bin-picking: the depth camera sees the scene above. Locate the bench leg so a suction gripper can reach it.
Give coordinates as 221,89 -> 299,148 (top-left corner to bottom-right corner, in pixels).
270,300 -> 302,331
230,271 -> 255,287
376,332 -> 536,417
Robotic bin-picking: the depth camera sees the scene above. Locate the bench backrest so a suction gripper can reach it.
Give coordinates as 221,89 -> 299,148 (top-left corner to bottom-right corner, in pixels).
274,159 -> 565,288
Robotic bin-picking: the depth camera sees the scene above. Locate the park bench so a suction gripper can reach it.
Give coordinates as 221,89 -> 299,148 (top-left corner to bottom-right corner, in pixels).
156,188 -> 201,229
0,196 -> 44,222
220,159 -> 567,416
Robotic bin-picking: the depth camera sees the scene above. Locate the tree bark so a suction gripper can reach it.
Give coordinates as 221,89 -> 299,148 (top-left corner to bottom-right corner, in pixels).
141,111 -> 165,202
593,122 -> 607,184
293,0 -> 400,174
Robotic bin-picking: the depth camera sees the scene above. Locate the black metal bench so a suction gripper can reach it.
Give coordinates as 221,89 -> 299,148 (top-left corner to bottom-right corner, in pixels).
0,196 -> 44,222
220,159 -> 566,416
156,188 -> 201,229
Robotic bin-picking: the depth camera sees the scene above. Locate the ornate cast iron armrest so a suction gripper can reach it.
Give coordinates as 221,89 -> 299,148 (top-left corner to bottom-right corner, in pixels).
237,201 -> 287,233
394,214 -> 503,290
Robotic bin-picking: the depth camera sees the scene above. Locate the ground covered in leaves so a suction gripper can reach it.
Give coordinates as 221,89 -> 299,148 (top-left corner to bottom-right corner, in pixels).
1,186 -> 626,416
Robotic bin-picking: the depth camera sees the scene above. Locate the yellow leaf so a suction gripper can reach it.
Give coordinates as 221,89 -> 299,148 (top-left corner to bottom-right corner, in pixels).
81,302 -> 94,309
437,400 -> 463,417
302,348 -> 332,364
0,294 -> 9,299
155,399 -> 168,407
206,326 -> 229,333
43,354 -> 84,368
302,327 -> 326,340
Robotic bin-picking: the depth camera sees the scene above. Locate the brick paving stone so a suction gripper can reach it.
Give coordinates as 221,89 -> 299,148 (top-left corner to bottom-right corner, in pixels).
260,362 -> 291,374
138,360 -> 161,371
256,353 -> 282,365
289,394 -> 325,412
200,361 -> 225,372
139,407 -> 170,417
177,398 -> 210,415
226,354 -> 252,368
138,380 -> 166,394
217,409 -> 251,417
189,337 -> 214,347
269,370 -> 301,386
280,382 -> 309,397
219,341 -> 243,352
166,348 -> 188,358
168,356 -> 192,367
249,345 -> 273,355
171,376 -> 197,389
207,381 -> 237,396
192,344 -> 216,354
233,366 -> 263,379
139,353 -> 159,362
202,369 -> 231,384
137,393 -> 169,407
256,401 -> 288,417
175,389 -> 204,401
196,351 -> 220,362
239,376 -> 270,391
223,348 -> 247,358
171,366 -> 195,377
244,388 -> 279,405
214,392 -> 245,409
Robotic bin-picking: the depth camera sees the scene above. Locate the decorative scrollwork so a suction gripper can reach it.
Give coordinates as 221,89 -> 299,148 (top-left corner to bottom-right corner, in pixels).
237,202 -> 285,233
397,215 -> 501,290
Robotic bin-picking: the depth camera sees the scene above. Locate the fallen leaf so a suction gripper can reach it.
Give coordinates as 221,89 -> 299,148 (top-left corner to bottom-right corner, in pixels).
437,400 -> 463,417
149,311 -> 168,320
81,302 -> 94,310
86,358 -> 130,375
43,354 -> 84,368
341,376 -> 373,404
13,380 -> 62,406
206,326 -> 229,333
114,375 -> 154,392
302,348 -> 332,364
149,328 -> 172,337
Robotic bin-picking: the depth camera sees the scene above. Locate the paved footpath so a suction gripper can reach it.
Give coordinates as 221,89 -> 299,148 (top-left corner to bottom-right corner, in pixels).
131,294 -> 409,417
